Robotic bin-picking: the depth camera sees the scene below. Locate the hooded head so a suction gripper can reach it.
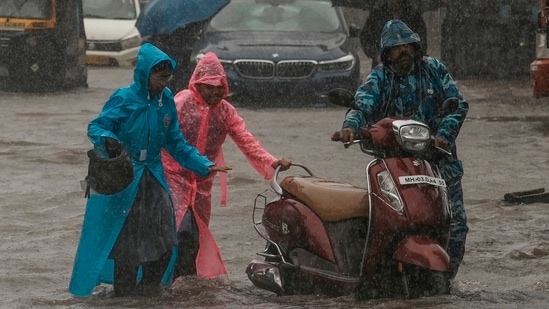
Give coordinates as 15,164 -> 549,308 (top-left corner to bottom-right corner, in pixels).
379,20 -> 422,75
133,43 -> 176,97
189,52 -> 230,105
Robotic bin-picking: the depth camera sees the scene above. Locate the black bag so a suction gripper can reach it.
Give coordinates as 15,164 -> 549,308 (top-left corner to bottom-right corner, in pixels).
84,148 -> 134,198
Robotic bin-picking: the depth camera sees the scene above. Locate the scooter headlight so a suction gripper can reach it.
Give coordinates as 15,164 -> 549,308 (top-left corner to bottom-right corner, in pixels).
377,169 -> 404,214
392,120 -> 431,152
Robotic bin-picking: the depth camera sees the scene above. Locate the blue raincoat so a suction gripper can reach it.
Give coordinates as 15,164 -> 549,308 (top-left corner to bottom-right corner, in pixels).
69,43 -> 214,297
342,20 -> 469,276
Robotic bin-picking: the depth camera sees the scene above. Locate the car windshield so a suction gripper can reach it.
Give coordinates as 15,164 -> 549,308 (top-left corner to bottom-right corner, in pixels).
0,0 -> 53,19
83,0 -> 137,20
209,0 -> 341,32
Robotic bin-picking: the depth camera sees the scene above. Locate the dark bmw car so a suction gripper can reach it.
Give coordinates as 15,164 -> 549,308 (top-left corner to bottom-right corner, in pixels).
190,0 -> 361,107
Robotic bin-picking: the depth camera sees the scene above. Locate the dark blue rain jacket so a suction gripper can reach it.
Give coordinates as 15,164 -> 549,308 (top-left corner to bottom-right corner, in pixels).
343,20 -> 468,183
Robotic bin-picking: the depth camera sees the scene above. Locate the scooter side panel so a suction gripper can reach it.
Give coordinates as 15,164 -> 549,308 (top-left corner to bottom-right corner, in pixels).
263,199 -> 336,263
363,163 -> 407,274
392,235 -> 451,272
363,161 -> 449,275
387,158 -> 448,225
324,218 -> 369,275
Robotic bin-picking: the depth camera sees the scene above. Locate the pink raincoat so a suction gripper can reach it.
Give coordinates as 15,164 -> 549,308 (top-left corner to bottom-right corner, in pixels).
161,52 -> 278,278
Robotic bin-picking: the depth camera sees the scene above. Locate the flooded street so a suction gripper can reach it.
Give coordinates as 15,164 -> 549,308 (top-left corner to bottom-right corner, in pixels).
2,67 -> 549,308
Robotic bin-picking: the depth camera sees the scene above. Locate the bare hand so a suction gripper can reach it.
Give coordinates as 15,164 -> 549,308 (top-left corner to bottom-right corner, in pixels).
433,136 -> 449,150
331,131 -> 341,141
271,158 -> 292,170
331,128 -> 355,143
209,165 -> 232,173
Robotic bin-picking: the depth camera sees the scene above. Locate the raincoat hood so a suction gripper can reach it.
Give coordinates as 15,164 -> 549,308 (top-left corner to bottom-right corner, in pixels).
379,19 -> 422,64
133,43 -> 177,97
188,52 -> 229,104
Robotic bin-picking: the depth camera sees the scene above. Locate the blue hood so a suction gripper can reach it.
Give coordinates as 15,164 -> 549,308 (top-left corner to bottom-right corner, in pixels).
133,43 -> 177,97
379,19 -> 421,56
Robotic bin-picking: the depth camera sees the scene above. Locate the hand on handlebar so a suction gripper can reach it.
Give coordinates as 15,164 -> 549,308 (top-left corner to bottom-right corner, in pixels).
331,128 -> 355,143
433,136 -> 452,155
271,157 -> 292,171
433,136 -> 449,150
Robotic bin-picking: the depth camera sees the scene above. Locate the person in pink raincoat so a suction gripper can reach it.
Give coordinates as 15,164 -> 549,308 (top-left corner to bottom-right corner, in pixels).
161,52 -> 292,279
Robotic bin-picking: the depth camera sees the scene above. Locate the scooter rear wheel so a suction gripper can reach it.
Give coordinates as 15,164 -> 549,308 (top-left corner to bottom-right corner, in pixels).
263,244 -> 316,295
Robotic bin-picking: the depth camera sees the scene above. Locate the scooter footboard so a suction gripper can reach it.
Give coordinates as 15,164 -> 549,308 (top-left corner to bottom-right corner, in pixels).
392,235 -> 450,272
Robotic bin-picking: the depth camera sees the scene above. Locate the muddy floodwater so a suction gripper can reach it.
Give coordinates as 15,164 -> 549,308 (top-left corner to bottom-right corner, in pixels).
2,68 -> 549,308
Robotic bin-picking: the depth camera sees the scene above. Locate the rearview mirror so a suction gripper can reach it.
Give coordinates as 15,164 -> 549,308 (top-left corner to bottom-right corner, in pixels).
327,88 -> 357,109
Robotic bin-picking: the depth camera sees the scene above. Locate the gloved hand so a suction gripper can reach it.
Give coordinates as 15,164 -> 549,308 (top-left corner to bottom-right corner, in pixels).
105,138 -> 123,158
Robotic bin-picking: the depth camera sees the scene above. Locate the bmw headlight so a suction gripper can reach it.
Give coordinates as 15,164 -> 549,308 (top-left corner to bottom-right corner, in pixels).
392,120 -> 431,152
219,59 -> 234,71
120,34 -> 142,51
318,54 -> 355,72
194,53 -> 233,71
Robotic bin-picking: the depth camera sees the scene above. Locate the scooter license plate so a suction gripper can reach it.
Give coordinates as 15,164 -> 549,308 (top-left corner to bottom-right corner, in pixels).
398,175 -> 446,187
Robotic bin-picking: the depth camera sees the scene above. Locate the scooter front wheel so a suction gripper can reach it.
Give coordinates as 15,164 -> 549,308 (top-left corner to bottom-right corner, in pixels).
404,268 -> 451,298
428,270 -> 451,296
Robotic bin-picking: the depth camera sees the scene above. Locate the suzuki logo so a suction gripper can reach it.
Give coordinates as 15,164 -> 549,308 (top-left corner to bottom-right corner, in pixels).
413,159 -> 420,166
281,222 -> 289,235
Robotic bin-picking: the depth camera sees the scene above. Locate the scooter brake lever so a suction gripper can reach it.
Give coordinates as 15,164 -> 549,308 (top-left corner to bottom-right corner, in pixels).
435,146 -> 452,155
344,139 -> 366,146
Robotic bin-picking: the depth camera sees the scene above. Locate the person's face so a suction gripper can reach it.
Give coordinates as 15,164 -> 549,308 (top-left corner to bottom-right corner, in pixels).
388,43 -> 416,76
196,83 -> 225,105
149,70 -> 173,95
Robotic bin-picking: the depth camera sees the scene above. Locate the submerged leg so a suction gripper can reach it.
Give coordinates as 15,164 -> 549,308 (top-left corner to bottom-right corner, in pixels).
447,182 -> 468,279
174,208 -> 199,278
137,250 -> 173,297
113,261 -> 138,297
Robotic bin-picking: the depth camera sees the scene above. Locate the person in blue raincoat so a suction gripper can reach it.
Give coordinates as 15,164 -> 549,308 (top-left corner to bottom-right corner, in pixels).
333,20 -> 469,280
69,43 -> 231,298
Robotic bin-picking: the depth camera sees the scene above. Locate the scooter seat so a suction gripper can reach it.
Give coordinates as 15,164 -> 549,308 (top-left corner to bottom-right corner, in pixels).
280,176 -> 369,222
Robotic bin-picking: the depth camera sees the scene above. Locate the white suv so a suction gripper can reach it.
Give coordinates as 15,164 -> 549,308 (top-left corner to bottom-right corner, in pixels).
83,0 -> 142,67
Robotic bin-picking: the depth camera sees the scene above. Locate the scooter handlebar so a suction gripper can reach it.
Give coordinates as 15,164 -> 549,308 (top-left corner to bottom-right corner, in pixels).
343,139 -> 366,146
270,165 -> 284,195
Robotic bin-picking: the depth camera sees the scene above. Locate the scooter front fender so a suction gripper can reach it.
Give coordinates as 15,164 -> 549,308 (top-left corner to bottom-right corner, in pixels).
392,235 -> 450,272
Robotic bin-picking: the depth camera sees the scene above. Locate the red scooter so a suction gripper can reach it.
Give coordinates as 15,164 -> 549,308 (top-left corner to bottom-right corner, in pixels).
246,89 -> 456,300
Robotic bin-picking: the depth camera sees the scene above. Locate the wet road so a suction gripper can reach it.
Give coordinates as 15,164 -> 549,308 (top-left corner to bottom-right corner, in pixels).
2,67 -> 549,308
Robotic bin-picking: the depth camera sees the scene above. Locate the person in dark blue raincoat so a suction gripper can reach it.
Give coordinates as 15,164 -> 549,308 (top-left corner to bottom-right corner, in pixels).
334,20 -> 469,279
69,43 -> 231,298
